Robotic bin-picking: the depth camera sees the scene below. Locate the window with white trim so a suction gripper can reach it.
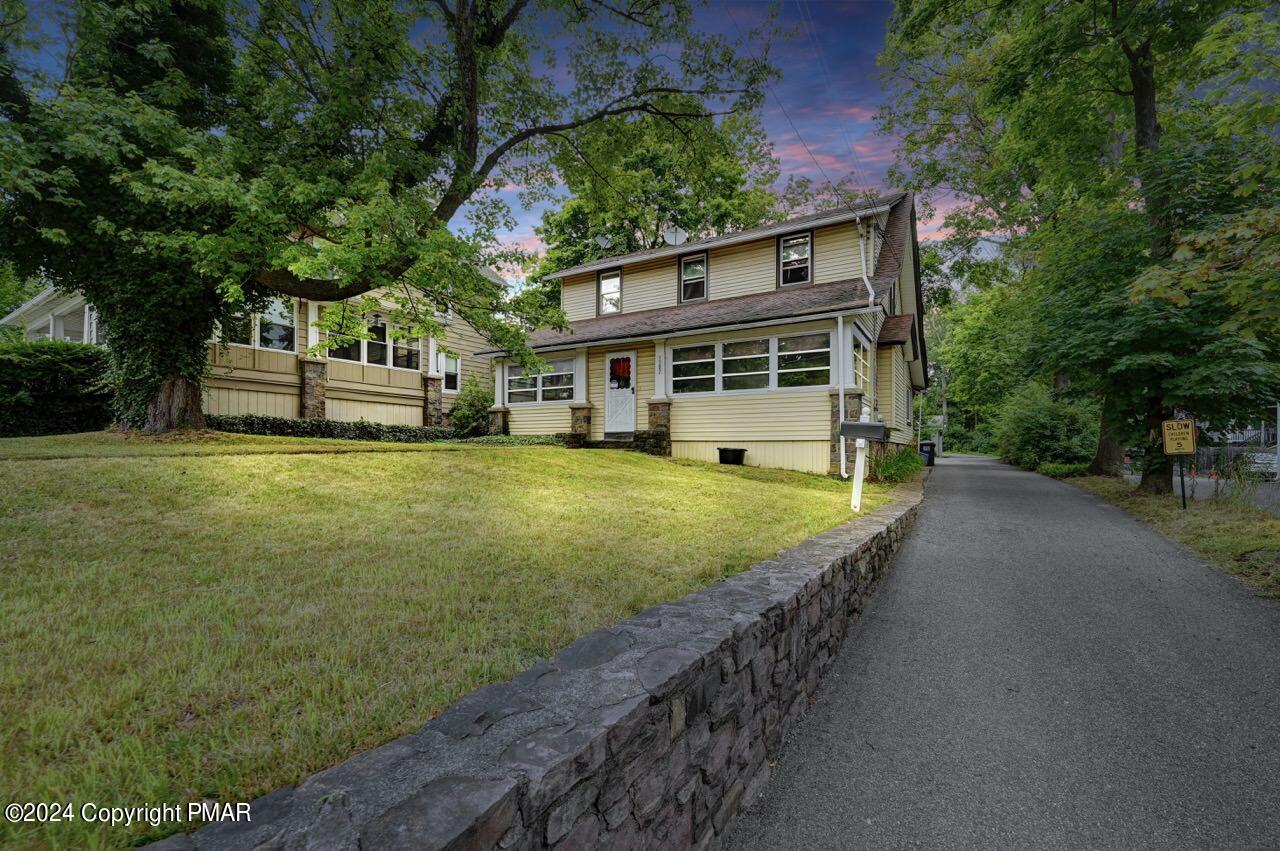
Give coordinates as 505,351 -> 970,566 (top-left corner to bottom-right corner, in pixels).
507,358 -> 575,403
598,270 -> 621,315
776,332 -> 830,387
671,344 -> 715,393
670,331 -> 832,395
222,298 -> 296,351
852,338 -> 870,389
438,352 -> 460,391
721,338 -> 769,391
326,309 -> 421,370
680,254 -> 707,302
779,233 -> 812,286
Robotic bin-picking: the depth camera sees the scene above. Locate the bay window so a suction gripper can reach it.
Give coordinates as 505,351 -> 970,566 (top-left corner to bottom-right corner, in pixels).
670,331 -> 832,395
779,232 -> 812,286
507,359 -> 575,403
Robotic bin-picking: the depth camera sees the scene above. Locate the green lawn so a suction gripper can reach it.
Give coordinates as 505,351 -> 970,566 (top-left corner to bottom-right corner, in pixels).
0,432 -> 890,849
1073,476 -> 1280,600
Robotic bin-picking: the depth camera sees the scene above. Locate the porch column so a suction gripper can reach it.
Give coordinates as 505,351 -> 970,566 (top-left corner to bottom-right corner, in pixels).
300,358 -> 327,419
46,313 -> 55,340
642,338 -> 672,456
566,349 -> 591,448
488,357 -> 509,435
423,336 -> 444,427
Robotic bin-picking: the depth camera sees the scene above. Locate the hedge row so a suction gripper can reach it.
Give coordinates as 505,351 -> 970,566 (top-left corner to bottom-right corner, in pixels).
206,414 -> 456,443
0,341 -> 113,437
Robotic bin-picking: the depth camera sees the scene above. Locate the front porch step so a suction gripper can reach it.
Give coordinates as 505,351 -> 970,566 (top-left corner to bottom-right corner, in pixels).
582,439 -> 637,451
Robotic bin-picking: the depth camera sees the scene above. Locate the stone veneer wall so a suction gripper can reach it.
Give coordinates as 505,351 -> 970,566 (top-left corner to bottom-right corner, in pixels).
154,480 -> 924,851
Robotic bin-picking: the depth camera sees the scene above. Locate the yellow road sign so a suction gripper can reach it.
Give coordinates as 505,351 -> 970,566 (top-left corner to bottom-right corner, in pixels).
1161,419 -> 1197,455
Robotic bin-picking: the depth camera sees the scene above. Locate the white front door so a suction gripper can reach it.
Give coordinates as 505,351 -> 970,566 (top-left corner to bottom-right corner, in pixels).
603,351 -> 637,435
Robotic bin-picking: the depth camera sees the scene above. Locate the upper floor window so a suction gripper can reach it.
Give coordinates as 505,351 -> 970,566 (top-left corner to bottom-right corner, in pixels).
680,254 -> 707,302
222,298 -> 296,352
598,270 -> 621,315
507,359 -> 575,403
779,233 -> 812,287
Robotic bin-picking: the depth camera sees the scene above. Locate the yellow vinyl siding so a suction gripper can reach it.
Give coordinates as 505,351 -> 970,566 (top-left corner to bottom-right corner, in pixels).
876,345 -> 913,445
671,440 -> 829,474
669,390 -> 830,441
441,317 -> 492,412
202,385 -> 298,417
618,258 -> 676,313
327,398 -> 423,426
813,222 -> 867,283
705,239 -> 775,300
588,343 -> 655,438
507,404 -> 573,435
561,274 -> 597,321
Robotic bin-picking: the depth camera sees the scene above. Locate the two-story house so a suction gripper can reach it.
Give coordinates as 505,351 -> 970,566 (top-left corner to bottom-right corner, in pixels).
482,191 -> 927,474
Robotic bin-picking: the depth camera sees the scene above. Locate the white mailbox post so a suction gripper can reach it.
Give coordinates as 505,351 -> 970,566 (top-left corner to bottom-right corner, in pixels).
840,416 -> 887,512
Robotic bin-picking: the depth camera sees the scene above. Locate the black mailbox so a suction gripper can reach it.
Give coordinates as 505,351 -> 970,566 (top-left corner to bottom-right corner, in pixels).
840,420 -> 887,441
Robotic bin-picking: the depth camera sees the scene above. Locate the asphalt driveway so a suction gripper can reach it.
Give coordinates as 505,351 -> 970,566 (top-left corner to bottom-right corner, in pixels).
729,455 -> 1280,849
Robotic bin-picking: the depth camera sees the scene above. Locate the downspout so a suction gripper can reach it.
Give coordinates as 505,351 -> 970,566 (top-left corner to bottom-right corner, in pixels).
837,314 -> 848,479
858,219 -> 876,309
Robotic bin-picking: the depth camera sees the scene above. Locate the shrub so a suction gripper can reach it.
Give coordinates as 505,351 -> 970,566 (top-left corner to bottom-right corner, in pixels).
447,375 -> 493,437
992,383 -> 1097,470
207,414 -> 455,443
868,446 -> 926,483
455,434 -> 564,446
0,340 -> 113,436
1037,461 -> 1089,478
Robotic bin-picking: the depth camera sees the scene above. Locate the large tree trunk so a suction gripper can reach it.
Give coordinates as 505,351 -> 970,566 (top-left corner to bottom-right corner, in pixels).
1088,402 -> 1125,476
144,376 -> 206,433
1137,405 -> 1174,494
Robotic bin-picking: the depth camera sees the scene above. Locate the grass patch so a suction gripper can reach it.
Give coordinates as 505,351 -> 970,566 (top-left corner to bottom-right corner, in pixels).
1073,476 -> 1280,600
0,433 -> 892,848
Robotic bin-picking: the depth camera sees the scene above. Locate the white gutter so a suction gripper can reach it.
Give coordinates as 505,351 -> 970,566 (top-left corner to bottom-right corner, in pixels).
837,315 -> 848,479
858,220 -> 877,310
478,305 -> 882,357
546,202 -> 896,281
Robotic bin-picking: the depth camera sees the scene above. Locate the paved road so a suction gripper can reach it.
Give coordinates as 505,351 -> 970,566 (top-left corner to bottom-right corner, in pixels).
729,455 -> 1280,850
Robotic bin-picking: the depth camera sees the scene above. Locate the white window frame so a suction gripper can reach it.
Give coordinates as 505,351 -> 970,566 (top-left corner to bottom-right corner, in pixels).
778,231 -> 813,287
679,252 -> 708,303
219,297 -> 299,354
437,351 -> 461,393
506,358 -> 576,405
669,330 -> 834,397
326,315 -> 423,373
597,269 -> 622,316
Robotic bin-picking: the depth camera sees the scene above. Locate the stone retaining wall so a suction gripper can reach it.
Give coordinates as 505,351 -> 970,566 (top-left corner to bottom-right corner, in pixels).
155,479 -> 924,851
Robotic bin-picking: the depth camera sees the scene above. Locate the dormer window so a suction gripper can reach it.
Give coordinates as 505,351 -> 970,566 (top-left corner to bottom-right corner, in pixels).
598,270 -> 621,315
680,253 -> 707,302
779,232 -> 812,287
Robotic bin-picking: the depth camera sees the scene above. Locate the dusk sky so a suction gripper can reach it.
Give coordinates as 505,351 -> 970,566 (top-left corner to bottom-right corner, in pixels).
492,0 -> 949,272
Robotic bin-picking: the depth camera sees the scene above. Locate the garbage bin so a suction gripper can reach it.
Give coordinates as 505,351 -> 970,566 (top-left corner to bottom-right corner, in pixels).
918,441 -> 936,467
717,447 -> 747,465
